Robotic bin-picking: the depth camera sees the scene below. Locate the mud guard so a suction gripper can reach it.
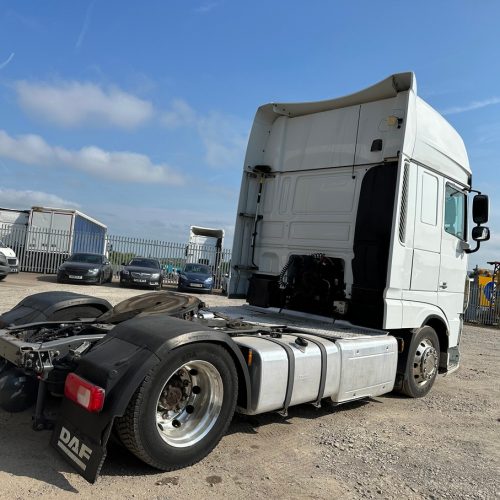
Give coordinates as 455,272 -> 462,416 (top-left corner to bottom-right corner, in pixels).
51,314 -> 251,482
0,291 -> 112,327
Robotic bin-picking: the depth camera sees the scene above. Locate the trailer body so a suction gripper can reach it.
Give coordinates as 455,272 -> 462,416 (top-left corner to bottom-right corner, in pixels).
186,225 -> 224,268
28,207 -> 107,255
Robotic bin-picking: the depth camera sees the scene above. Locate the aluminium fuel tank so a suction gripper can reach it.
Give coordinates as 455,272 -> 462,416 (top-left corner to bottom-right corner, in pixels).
234,333 -> 397,415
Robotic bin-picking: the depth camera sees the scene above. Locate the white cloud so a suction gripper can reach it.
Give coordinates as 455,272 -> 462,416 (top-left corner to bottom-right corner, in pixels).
161,99 -> 198,128
95,202 -> 235,245
0,188 -> 80,209
75,0 -> 95,49
198,112 -> 248,168
194,2 -> 219,14
161,99 -> 248,168
441,97 -> 500,116
14,80 -> 154,129
0,129 -> 185,185
0,52 -> 15,70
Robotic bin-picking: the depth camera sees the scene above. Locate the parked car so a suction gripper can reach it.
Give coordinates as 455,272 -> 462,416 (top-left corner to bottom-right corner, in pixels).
0,240 -> 19,273
177,263 -> 214,293
57,253 -> 113,284
120,257 -> 164,289
0,252 -> 10,281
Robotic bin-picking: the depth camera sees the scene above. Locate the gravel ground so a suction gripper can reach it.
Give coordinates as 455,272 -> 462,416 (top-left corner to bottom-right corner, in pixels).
0,272 -> 498,499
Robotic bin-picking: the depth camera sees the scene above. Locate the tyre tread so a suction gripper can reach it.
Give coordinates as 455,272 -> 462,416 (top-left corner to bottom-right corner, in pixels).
115,344 -> 237,470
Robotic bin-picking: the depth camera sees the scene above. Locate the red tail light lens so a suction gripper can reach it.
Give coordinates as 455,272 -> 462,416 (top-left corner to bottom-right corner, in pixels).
64,373 -> 105,412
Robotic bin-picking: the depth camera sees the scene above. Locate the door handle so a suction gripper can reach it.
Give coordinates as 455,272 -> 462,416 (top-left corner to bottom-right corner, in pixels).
439,282 -> 448,289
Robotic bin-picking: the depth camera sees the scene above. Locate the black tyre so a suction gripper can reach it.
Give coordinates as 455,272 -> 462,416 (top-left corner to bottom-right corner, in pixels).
49,305 -> 104,321
401,326 -> 440,398
0,275 -> 5,281
116,343 -> 237,471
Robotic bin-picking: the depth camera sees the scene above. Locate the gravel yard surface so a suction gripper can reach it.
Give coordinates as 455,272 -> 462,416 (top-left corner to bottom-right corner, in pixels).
0,273 -> 498,499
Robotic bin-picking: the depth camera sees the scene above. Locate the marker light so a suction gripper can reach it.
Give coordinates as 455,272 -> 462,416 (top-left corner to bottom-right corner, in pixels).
64,373 -> 105,412
247,348 -> 253,367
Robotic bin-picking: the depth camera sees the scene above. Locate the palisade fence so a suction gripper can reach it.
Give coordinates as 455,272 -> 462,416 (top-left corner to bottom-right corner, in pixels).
464,282 -> 499,327
0,224 -> 232,289
2,223 -> 500,324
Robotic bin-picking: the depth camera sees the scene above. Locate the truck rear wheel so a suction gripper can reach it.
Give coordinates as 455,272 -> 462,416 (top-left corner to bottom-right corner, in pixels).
401,326 -> 440,398
116,343 -> 237,471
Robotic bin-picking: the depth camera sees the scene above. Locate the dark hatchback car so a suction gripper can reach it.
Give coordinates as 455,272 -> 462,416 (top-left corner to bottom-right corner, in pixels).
0,252 -> 10,281
177,263 -> 214,293
120,258 -> 164,289
57,253 -> 113,284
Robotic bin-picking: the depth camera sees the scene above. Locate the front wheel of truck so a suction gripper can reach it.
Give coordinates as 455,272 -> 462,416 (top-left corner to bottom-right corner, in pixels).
401,326 -> 440,398
115,343 -> 238,471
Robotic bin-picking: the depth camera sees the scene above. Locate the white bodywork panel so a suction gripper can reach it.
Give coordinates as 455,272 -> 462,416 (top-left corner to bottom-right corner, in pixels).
231,72 -> 472,357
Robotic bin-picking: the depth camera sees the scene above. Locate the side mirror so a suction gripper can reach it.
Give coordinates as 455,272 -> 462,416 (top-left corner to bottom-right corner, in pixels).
472,226 -> 490,242
121,262 -> 126,266
472,194 -> 489,224
466,226 -> 491,254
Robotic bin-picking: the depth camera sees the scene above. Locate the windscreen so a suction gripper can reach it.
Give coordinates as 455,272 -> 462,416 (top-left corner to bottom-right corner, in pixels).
129,258 -> 159,268
68,253 -> 102,264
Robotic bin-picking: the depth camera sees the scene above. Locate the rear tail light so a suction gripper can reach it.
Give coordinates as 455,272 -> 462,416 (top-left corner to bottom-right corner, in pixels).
64,373 -> 105,412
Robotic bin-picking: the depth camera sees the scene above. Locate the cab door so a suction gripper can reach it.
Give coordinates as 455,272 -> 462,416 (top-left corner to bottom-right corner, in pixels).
410,167 -> 442,293
438,183 -> 468,346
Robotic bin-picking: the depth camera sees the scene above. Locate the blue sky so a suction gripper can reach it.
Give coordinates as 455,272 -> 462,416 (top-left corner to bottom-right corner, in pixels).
0,1 -> 499,268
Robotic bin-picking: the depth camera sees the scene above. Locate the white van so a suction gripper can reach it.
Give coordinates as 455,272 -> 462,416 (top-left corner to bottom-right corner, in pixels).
0,240 -> 19,273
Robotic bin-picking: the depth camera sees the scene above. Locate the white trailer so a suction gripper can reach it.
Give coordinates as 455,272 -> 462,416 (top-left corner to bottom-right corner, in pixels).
27,206 -> 107,255
186,225 -> 224,268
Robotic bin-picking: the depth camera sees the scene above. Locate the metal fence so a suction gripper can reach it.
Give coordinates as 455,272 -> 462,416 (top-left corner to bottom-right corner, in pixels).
464,282 -> 499,327
0,224 -> 231,289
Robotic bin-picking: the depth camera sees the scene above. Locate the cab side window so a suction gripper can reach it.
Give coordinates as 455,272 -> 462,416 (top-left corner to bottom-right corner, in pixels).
444,184 -> 466,239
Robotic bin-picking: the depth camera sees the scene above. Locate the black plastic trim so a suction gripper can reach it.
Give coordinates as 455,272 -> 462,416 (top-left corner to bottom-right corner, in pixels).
299,335 -> 327,405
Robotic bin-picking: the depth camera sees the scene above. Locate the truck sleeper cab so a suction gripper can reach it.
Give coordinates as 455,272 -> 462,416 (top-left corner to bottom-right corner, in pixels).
229,72 -> 490,391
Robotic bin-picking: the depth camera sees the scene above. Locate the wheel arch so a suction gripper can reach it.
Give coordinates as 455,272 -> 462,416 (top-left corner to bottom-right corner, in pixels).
52,317 -> 252,482
0,291 -> 112,327
421,314 -> 449,371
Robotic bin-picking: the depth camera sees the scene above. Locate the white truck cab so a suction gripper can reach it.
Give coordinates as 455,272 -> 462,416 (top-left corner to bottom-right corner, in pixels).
230,72 -> 490,396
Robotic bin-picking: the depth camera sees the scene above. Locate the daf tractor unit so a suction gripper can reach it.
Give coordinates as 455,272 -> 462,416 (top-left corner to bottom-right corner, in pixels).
0,73 -> 490,482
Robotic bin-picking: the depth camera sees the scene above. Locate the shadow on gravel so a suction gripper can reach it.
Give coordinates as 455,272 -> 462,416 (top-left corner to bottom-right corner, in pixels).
0,410 -> 79,493
36,275 -> 58,283
97,400 -> 370,479
100,441 -> 162,479
36,275 -> 119,288
227,399 -> 369,436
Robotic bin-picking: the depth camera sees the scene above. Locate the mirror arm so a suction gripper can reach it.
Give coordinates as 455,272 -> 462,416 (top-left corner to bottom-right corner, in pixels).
464,241 -> 480,254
